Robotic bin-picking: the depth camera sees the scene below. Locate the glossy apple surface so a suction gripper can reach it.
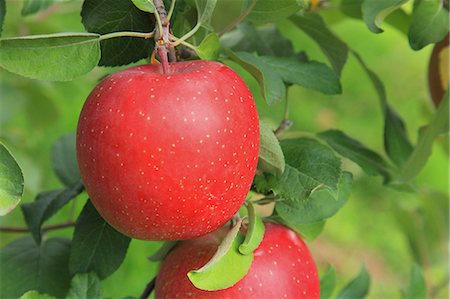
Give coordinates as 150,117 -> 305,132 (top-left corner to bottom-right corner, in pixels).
76,60 -> 259,240
155,223 -> 320,298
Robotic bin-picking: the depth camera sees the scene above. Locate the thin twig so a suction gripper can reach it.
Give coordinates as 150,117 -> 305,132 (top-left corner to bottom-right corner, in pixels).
219,0 -> 257,36
139,276 -> 157,299
0,221 -> 75,233
274,93 -> 293,136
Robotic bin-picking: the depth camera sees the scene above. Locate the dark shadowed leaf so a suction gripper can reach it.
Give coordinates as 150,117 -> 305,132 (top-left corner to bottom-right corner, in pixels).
0,237 -> 71,298
188,219 -> 253,291
317,129 -> 391,181
21,182 -> 84,244
362,0 -> 407,33
0,143 -> 24,215
69,201 -> 131,280
351,50 -> 413,167
51,132 -> 80,187
0,0 -> 5,35
336,266 -> 371,299
259,56 -> 342,94
320,266 -> 337,299
263,138 -> 352,225
244,0 -> 305,24
81,0 -> 154,66
0,33 -> 100,81
66,272 -> 102,299
275,167 -> 352,225
290,13 -> 348,75
408,0 -> 449,50
258,121 -> 285,175
227,51 -> 285,105
220,23 -> 294,57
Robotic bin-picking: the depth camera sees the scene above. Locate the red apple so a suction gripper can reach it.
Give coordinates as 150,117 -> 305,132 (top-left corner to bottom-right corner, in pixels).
155,223 -> 320,298
76,60 -> 260,240
428,34 -> 449,107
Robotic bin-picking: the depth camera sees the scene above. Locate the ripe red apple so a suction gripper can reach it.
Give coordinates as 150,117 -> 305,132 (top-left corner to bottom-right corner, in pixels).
428,34 -> 449,107
76,60 -> 260,240
155,223 -> 320,298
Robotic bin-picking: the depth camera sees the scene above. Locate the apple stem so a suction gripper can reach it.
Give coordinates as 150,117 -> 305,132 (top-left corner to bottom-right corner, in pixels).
139,276 -> 157,299
153,0 -> 176,73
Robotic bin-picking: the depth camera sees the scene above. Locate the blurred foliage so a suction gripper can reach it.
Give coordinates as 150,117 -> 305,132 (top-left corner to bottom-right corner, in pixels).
0,0 -> 448,298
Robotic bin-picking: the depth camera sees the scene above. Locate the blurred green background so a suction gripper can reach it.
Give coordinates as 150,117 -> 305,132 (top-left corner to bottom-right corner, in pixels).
0,1 -> 448,298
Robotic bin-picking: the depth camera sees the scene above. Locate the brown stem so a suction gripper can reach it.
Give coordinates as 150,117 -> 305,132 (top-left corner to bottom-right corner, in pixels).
219,0 -> 257,36
153,0 -> 176,72
0,221 -> 75,233
139,276 -> 157,299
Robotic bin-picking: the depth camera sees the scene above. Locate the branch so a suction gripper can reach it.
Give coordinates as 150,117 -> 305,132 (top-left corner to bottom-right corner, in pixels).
139,276 -> 157,299
0,222 -> 75,233
219,0 -> 257,36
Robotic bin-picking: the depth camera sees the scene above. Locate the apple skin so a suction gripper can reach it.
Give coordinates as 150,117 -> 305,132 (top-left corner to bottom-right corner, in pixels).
155,223 -> 320,299
76,60 -> 259,240
428,34 -> 449,107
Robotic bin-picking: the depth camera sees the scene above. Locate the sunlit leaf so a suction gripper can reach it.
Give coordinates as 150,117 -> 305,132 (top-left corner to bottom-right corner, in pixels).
362,0 -> 407,33
408,0 -> 449,50
239,202 -> 264,254
66,273 -> 102,299
0,33 -> 100,81
0,143 -> 24,216
258,121 -> 285,175
188,219 -> 253,290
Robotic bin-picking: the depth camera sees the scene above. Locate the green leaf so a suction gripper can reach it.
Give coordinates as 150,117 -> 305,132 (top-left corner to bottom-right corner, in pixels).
408,0 -> 449,50
317,129 -> 391,181
239,202 -> 265,254
275,167 -> 353,225
0,143 -> 24,216
336,266 -> 371,299
196,32 -> 220,60
0,0 -> 5,36
258,56 -> 342,94
81,0 -> 154,66
245,0 -> 305,24
188,219 -> 253,291
0,33 -> 100,81
0,237 -> 72,298
362,0 -> 408,33
320,266 -> 337,299
220,23 -> 295,57
69,201 -> 131,280
395,93 -> 449,183
290,13 -> 348,75
19,290 -> 56,299
130,0 -> 156,13
258,121 -> 285,175
227,51 -> 285,105
66,273 -> 102,299
148,241 -> 178,261
21,0 -> 58,16
402,264 -> 426,299
341,0 -> 363,19
351,50 -> 413,167
51,133 -> 81,187
21,182 -> 84,244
